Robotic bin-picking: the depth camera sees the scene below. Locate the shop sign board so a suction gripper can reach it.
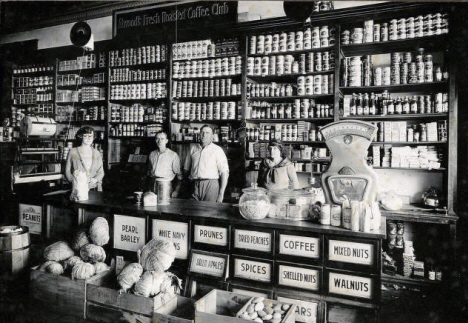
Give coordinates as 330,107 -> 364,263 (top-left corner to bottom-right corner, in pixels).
19,203 -> 42,234
276,296 -> 318,323
328,240 -> 373,266
278,264 -> 319,291
234,229 -> 272,253
194,224 -> 228,246
328,272 -> 372,299
234,257 -> 272,283
114,1 -> 237,37
279,234 -> 320,259
113,214 -> 146,252
189,250 -> 227,278
152,219 -> 189,260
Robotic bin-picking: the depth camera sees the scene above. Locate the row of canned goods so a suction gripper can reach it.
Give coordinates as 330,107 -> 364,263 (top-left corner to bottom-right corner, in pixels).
14,76 -> 54,88
110,68 -> 166,82
109,45 -> 168,67
171,101 -> 238,121
246,125 -> 325,143
110,83 -> 167,100
249,101 -> 333,119
172,40 -> 214,60
109,123 -> 162,137
297,74 -> 334,95
110,104 -> 167,123
172,79 -> 241,98
249,25 -> 336,55
342,13 -> 449,45
172,56 -> 242,78
246,51 -> 334,76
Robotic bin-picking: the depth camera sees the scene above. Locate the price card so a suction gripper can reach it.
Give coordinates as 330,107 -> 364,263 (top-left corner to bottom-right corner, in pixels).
328,240 -> 374,266
114,215 -> 146,252
194,225 -> 228,246
19,204 -> 42,234
152,219 -> 189,259
234,229 -> 272,253
279,234 -> 320,259
278,264 -> 319,291
328,272 -> 373,299
234,257 -> 271,283
189,250 -> 227,278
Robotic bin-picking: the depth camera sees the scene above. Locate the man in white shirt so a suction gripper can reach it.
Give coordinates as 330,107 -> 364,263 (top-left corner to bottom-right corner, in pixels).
184,125 -> 229,203
148,131 -> 183,197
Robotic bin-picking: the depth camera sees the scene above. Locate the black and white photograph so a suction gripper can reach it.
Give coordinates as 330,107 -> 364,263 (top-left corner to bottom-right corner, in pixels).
1,1 -> 468,322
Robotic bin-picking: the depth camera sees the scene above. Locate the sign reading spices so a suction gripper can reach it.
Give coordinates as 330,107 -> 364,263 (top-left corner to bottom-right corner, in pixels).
194,225 -> 228,246
189,250 -> 227,278
153,219 -> 189,260
277,296 -> 318,323
234,229 -> 272,253
279,234 -> 320,259
234,257 -> 271,283
19,204 -> 42,234
114,215 -> 146,252
328,272 -> 372,299
278,264 -> 319,291
114,1 -> 237,38
328,240 -> 374,265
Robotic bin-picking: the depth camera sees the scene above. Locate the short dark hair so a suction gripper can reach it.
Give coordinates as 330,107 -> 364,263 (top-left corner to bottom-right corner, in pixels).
269,139 -> 287,158
200,124 -> 214,133
75,126 -> 95,143
155,131 -> 168,139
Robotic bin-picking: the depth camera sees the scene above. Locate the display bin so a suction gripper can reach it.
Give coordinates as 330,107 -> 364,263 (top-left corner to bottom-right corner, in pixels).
86,272 -> 175,323
195,289 -> 295,323
326,302 -> 377,323
153,295 -> 196,323
29,265 -> 113,319
236,296 -> 296,323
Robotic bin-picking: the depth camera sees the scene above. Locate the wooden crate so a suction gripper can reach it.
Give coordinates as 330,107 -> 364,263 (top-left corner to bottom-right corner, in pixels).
194,289 -> 262,323
29,265 -> 112,319
153,295 -> 195,323
236,296 -> 296,323
86,274 -> 169,323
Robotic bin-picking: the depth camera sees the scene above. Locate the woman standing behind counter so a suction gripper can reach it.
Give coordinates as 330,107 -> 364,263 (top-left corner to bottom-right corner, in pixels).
65,126 -> 104,192
257,139 -> 299,191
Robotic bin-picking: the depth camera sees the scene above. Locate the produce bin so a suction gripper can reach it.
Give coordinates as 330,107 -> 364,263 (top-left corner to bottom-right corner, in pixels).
153,295 -> 196,323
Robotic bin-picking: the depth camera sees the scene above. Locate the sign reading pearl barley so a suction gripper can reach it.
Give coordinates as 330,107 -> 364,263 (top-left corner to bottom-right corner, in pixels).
114,215 -> 146,252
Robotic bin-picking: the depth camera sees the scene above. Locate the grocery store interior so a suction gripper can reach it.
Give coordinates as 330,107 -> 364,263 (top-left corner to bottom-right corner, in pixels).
1,1 -> 468,323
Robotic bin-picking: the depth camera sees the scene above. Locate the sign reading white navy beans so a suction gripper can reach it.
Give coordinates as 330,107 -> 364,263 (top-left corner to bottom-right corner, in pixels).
152,219 -> 190,262
275,231 -> 321,265
192,221 -> 230,252
324,237 -> 381,274
231,227 -> 274,257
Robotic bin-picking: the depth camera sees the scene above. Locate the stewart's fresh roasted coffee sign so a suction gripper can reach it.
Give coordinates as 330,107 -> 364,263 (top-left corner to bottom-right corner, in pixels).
114,1 -> 237,37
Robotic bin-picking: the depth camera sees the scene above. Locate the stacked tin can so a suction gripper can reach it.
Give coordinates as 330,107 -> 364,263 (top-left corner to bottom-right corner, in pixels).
109,45 -> 167,67
171,101 -> 237,121
172,79 -> 241,98
110,68 -> 165,82
110,83 -> 166,100
297,74 -> 333,95
172,56 -> 241,78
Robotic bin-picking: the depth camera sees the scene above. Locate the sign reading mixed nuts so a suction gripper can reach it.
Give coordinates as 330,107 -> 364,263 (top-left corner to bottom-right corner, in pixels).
328,240 -> 374,266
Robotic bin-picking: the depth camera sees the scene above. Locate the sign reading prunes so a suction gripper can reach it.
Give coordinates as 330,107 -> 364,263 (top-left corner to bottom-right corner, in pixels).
189,251 -> 226,278
328,272 -> 373,299
114,215 -> 146,252
19,204 -> 42,234
278,265 -> 319,291
114,1 -> 237,37
152,219 -> 189,260
328,240 -> 374,266
234,258 -> 271,283
277,296 -> 318,323
194,225 -> 228,246
279,234 -> 320,259
234,229 -> 272,253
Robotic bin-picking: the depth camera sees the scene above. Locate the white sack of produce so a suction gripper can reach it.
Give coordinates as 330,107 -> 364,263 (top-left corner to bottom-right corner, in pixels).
80,244 -> 106,263
70,170 -> 89,201
62,256 -> 84,271
38,260 -> 64,275
153,272 -> 183,306
118,263 -> 143,293
133,270 -> 165,297
143,192 -> 157,206
93,262 -> 110,274
380,191 -> 403,211
139,238 -> 176,271
71,228 -> 90,251
89,217 -> 110,246
44,241 -> 75,262
72,262 -> 96,280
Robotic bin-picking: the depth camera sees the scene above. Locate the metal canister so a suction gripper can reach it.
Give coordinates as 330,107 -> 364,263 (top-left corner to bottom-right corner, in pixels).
373,23 -> 381,42
320,204 -> 331,225
257,35 -> 265,54
381,23 -> 389,42
295,31 -> 304,50
276,55 -> 285,75
425,62 -> 434,82
314,52 -> 322,72
401,63 -> 409,84
305,76 -> 314,95
254,57 -> 262,76
330,205 -> 342,227
374,67 -> 382,86
398,18 -> 407,40
287,32 -> 295,51
284,55 -> 293,74
247,57 -> 254,75
264,34 -> 273,55
389,19 -> 398,40
297,76 -> 306,96
415,15 -> 424,37
261,56 -> 269,76
313,75 -> 322,94
322,75 -> 329,94
391,63 -> 401,85
272,33 -> 280,53
249,35 -> 257,55
351,28 -> 363,44
407,17 -> 415,38
424,14 -> 433,36
364,20 -> 374,43
382,66 -> 391,85
341,30 -> 350,45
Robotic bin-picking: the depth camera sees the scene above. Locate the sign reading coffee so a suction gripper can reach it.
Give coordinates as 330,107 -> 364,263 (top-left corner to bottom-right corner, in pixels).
114,1 -> 237,37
